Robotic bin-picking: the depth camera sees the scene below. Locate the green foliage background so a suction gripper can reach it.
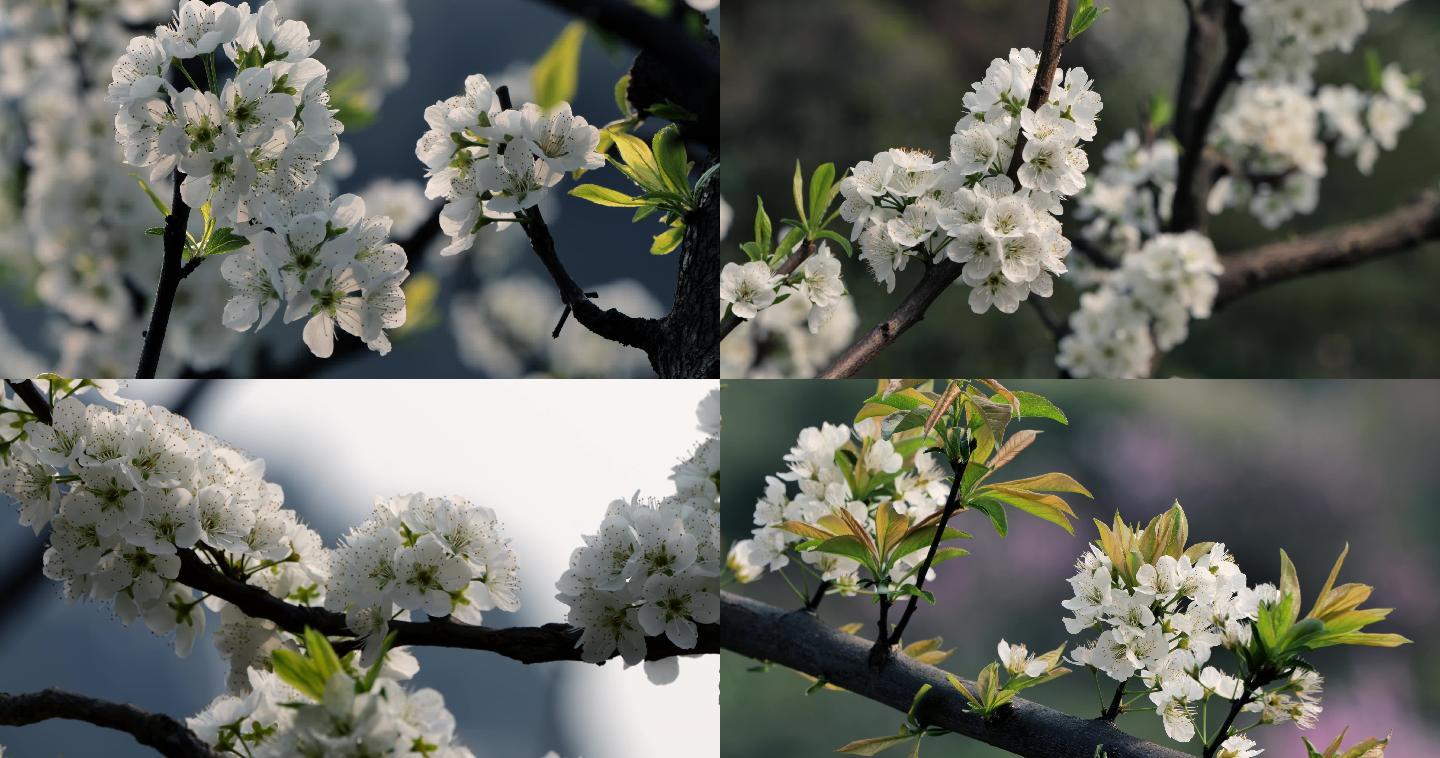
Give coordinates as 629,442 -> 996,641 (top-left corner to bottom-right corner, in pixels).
721,0 -> 1440,377
721,379 -> 1440,756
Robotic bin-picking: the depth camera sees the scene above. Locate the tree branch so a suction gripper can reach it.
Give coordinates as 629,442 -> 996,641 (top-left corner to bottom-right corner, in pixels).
885,466 -> 963,648
1169,0 -> 1247,233
818,0 -> 1071,378
722,592 -> 1189,758
135,168 -> 192,379
176,550 -> 715,665
4,378 -> 52,423
1214,189 -> 1440,307
1005,0 -> 1071,183
0,689 -> 217,758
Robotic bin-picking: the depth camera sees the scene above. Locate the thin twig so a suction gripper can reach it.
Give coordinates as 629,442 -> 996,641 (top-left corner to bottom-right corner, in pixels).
4,379 -> 53,423
1169,0 -> 1248,232
1201,685 -> 1253,758
886,466 -> 965,647
1102,682 -> 1126,721
135,168 -> 192,379
720,240 -> 815,341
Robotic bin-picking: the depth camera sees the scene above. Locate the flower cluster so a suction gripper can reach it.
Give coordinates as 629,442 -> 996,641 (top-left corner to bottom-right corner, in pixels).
219,186 -> 410,358
109,1 -> 341,226
327,493 -> 521,664
1065,536 -> 1261,741
720,242 -> 847,332
1235,0 -> 1408,87
0,0 -> 412,373
188,657 -> 473,758
1057,232 -> 1221,378
1317,64 -> 1426,176
0,388 -> 330,690
416,74 -> 603,256
556,390 -> 719,683
839,49 -> 1101,314
1208,83 -> 1327,229
725,417 -> 950,589
1074,130 -> 1179,257
103,1 -> 410,359
1056,504 -> 1410,748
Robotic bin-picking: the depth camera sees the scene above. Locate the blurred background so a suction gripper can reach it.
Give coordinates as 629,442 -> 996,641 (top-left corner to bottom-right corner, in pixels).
721,379 -> 1440,757
0,0 -> 718,378
0,379 -> 719,758
720,0 -> 1440,377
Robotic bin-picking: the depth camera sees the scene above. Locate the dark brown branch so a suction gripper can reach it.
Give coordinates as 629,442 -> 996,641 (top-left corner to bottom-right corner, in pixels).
1215,190 -> 1440,307
1202,684 -> 1254,758
176,550 -> 715,665
886,466 -> 963,648
1005,0 -> 1071,183
135,168 -> 192,379
819,0 -> 1070,378
0,689 -> 217,758
4,378 -> 52,423
722,592 -> 1189,758
1102,682 -> 1126,721
1169,0 -> 1248,233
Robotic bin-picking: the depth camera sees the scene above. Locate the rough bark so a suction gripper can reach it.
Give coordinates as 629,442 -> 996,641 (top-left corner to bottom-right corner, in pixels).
1215,190 -> 1440,306
722,592 -> 1190,758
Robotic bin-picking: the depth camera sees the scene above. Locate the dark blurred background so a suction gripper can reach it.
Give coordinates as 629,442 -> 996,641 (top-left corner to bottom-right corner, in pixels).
722,379 -> 1440,757
721,1 -> 1440,377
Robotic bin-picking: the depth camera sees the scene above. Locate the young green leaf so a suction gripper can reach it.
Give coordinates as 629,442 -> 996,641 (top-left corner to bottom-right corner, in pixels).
533,21 -> 586,109
651,221 -> 686,255
651,125 -> 691,195
570,184 -> 648,207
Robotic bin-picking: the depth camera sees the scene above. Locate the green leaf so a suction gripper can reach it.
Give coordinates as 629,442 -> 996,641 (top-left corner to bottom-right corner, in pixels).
304,628 -> 345,682
1366,48 -> 1383,90
929,546 -> 970,567
906,683 -> 932,724
1279,549 -> 1302,626
651,124 -> 690,195
203,228 -> 249,256
1012,391 -> 1067,424
610,133 -> 664,190
837,734 -> 914,756
650,221 -> 686,255
773,227 -> 806,267
1067,0 -> 1108,41
646,101 -> 698,122
533,21 -> 586,109
145,226 -> 166,236
270,648 -> 326,700
813,229 -> 854,257
969,497 -> 1008,537
132,174 -> 170,217
754,197 -> 773,253
613,73 -> 633,117
359,632 -> 399,692
892,584 -> 935,605
570,184 -> 648,208
807,162 -> 836,226
792,161 -> 807,227
1148,91 -> 1173,131
892,526 -> 970,561
798,535 -> 875,568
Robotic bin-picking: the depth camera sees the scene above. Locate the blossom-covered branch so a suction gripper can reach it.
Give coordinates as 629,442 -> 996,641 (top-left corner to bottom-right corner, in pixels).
815,0 -> 1074,379
0,689 -> 217,758
174,548 -> 716,665
721,592 -> 1190,758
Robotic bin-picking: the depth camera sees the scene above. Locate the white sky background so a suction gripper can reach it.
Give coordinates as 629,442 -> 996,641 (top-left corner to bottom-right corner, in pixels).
128,379 -> 720,758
